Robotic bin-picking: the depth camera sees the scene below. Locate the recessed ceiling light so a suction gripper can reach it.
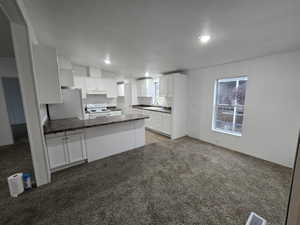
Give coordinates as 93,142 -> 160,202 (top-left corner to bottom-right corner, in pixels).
104,57 -> 111,65
145,72 -> 149,77
199,35 -> 211,44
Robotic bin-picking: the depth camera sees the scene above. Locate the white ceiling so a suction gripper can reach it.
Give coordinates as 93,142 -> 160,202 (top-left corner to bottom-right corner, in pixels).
0,9 -> 14,58
23,0 -> 300,76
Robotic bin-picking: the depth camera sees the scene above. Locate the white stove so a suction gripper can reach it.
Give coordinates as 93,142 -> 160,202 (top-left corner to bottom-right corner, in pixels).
86,104 -> 110,114
85,103 -> 122,119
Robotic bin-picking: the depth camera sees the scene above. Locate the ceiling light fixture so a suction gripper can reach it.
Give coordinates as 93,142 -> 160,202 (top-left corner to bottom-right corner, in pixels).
199,35 -> 211,44
145,72 -> 149,77
104,57 -> 111,65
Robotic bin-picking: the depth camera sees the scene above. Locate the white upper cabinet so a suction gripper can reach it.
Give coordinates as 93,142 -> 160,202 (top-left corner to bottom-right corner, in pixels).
57,56 -> 74,87
117,82 -> 125,97
73,76 -> 87,98
57,56 -> 72,70
32,44 -> 62,104
88,67 -> 102,78
72,65 -> 88,98
72,64 -> 88,77
86,77 -> 103,91
159,75 -> 173,97
59,69 -> 74,87
136,78 -> 154,97
101,73 -> 117,98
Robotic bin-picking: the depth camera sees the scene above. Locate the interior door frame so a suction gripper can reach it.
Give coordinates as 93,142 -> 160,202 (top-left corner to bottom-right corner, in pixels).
286,130 -> 300,225
2,77 -> 26,125
0,0 -> 51,186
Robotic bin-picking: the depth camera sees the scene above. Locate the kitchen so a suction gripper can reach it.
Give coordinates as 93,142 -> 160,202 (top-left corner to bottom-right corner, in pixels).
2,1 -> 299,224
32,44 -> 187,173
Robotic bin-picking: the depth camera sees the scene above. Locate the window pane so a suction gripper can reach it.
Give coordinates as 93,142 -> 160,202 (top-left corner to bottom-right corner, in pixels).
217,81 -> 236,105
237,80 -> 247,105
213,77 -> 247,136
234,106 -> 244,133
215,105 -> 234,132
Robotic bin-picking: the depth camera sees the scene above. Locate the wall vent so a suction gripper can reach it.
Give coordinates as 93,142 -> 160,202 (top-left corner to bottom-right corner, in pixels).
246,212 -> 266,225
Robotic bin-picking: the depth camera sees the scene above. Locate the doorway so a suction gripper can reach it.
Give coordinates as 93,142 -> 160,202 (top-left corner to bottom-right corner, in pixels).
2,77 -> 28,144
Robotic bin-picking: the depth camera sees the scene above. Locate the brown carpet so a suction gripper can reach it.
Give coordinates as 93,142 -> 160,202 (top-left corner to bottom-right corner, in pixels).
0,131 -> 292,225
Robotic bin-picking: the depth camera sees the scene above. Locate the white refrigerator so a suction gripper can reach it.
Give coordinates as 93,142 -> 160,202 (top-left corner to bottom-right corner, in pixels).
49,88 -> 84,120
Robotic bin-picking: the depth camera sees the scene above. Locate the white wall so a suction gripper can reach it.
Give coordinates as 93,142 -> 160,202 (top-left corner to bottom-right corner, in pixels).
171,74 -> 188,139
188,51 -> 300,168
0,58 -> 18,146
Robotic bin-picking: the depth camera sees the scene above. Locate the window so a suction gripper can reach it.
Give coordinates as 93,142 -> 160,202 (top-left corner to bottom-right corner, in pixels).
153,78 -> 160,105
212,76 -> 248,136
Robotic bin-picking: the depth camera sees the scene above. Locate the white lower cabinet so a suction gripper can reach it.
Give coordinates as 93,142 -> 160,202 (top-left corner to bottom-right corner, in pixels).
46,133 -> 68,169
161,113 -> 172,135
85,120 -> 145,162
131,108 -> 172,136
46,130 -> 87,172
148,111 -> 171,135
66,131 -> 87,163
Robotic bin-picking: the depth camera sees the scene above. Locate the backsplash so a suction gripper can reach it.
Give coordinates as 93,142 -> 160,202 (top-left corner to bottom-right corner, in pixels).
157,97 -> 172,107
136,96 -> 172,107
137,97 -> 153,105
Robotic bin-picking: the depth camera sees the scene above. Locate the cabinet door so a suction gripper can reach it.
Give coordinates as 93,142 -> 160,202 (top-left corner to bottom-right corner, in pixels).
46,135 -> 68,169
32,44 -> 62,104
73,76 -> 87,98
150,111 -> 160,131
105,78 -> 117,98
57,56 -> 72,70
143,110 -> 151,128
136,79 -> 154,97
59,69 -> 74,87
117,83 -> 125,97
66,132 -> 87,163
136,80 -> 142,97
161,113 -> 172,135
167,76 -> 173,97
72,65 -> 88,77
89,67 -> 101,77
159,76 -> 168,97
86,77 -> 99,91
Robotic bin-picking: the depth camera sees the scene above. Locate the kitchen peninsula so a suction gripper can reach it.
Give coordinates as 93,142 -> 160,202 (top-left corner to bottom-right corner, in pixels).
44,114 -> 149,172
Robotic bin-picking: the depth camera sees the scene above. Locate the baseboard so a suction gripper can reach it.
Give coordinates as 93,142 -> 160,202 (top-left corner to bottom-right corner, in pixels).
146,127 -> 171,138
50,159 -> 87,173
186,135 -> 291,169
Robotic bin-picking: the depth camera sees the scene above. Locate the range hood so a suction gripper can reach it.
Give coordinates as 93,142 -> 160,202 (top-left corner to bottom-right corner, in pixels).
86,90 -> 107,95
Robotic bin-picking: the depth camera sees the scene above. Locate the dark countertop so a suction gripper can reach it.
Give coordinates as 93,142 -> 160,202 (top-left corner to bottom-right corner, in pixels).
44,114 -> 149,135
107,106 -> 122,111
132,105 -> 172,114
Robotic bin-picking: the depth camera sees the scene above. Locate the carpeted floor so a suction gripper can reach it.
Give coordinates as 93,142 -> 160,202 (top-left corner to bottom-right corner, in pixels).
0,131 -> 292,225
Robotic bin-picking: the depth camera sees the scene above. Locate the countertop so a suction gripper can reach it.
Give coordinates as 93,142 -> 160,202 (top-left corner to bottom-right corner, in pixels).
132,105 -> 171,114
44,114 -> 149,135
107,106 -> 122,111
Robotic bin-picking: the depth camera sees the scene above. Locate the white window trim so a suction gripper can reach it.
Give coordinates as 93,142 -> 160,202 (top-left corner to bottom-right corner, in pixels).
212,127 -> 242,137
212,76 -> 248,137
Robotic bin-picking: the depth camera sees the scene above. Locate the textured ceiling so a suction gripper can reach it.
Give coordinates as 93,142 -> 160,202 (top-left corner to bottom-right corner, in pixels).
23,0 -> 300,76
